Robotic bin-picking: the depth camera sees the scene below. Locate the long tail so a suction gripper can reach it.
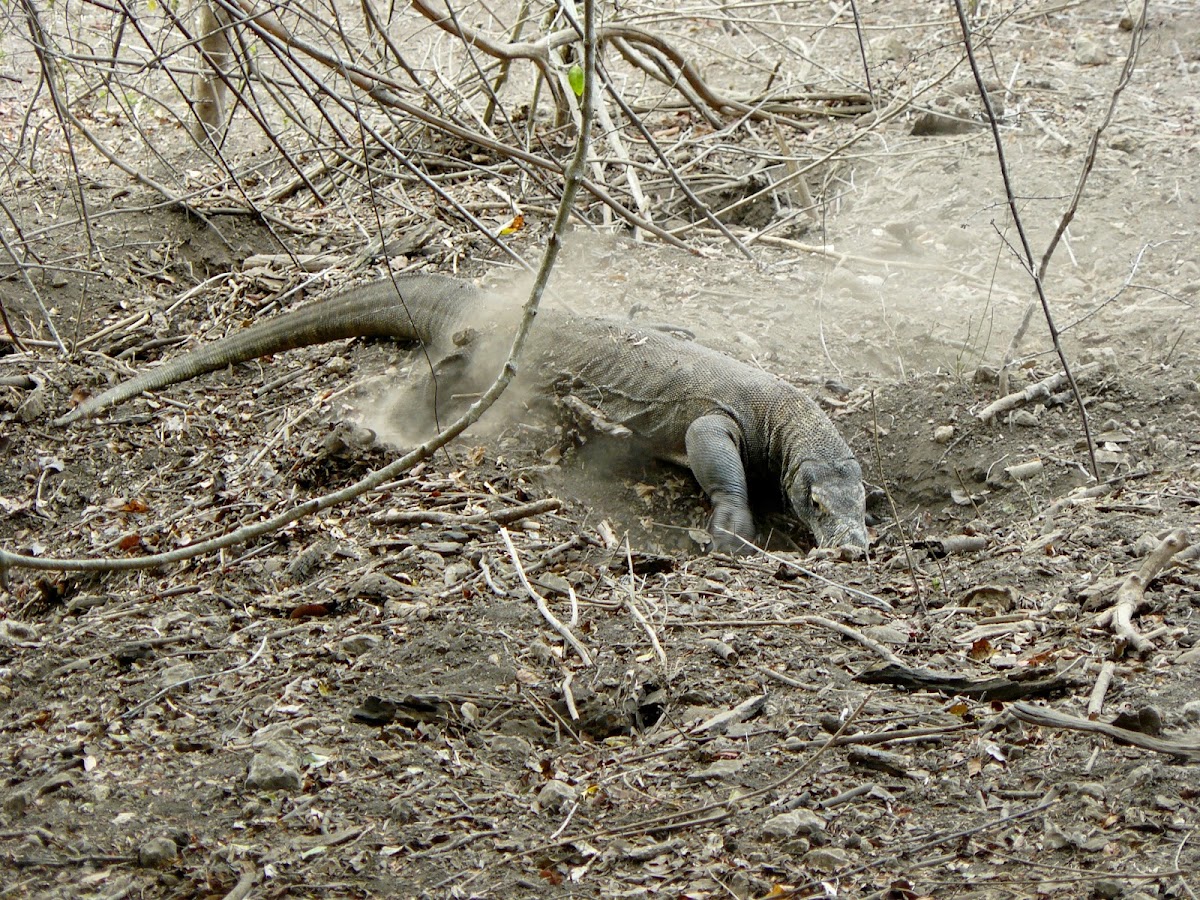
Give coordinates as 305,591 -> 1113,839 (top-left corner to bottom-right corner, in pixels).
55,274 -> 477,425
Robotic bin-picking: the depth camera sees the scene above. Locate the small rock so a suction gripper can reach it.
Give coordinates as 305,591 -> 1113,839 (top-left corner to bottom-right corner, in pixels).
383,599 -> 432,620
0,621 -> 39,645
1176,646 -> 1200,667
138,836 -> 178,868
389,798 -> 417,823
1153,793 -> 1181,811
489,735 -> 532,762
1074,39 -> 1108,66
847,746 -> 911,778
1092,879 -> 1124,899
353,572 -> 408,599
160,663 -> 196,691
3,788 -> 33,817
1181,700 -> 1200,723
686,759 -> 745,782
340,634 -> 381,657
762,809 -> 826,840
1108,133 -> 1139,154
973,365 -> 999,385
933,425 -> 955,444
1131,533 -> 1160,557
802,847 -> 850,872
862,625 -> 909,646
324,356 -> 353,376
443,562 -> 473,586
1009,409 -> 1040,427
245,742 -> 303,793
535,779 -> 577,813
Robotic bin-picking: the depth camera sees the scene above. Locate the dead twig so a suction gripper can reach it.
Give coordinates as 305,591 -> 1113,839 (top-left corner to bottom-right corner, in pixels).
621,542 -> 668,669
370,498 -> 562,528
220,865 -> 259,900
976,362 -> 1099,423
499,527 -> 593,667
1012,702 -> 1200,762
855,661 -> 1074,702
1086,660 -> 1117,720
1095,529 -> 1190,656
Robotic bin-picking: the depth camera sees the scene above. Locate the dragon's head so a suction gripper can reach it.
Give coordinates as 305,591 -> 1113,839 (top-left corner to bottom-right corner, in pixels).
786,458 -> 869,551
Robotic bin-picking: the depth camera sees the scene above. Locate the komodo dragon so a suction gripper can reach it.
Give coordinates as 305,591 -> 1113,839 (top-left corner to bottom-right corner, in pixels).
56,274 -> 868,553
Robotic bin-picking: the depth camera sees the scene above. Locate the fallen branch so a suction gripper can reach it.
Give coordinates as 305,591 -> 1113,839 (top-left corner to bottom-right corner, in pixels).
1095,529 -> 1190,656
1086,660 -> 1117,719
855,662 -> 1074,703
976,362 -> 1099,423
215,0 -> 691,251
621,544 -> 667,669
499,527 -> 593,667
370,498 -> 562,528
1012,702 -> 1200,762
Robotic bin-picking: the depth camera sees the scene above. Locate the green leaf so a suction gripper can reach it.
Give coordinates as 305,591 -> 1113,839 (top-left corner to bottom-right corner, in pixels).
568,64 -> 584,98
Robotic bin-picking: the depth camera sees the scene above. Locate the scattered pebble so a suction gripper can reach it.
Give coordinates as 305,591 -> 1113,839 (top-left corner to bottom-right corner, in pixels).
686,759 -> 745,782
245,742 -> 303,793
535,779 -> 577,813
160,663 -> 196,691
353,572 -> 409,599
137,835 -> 178,868
340,634 -> 381,657
762,809 -> 826,840
1074,39 -> 1108,66
1181,700 -> 1200,723
489,735 -> 533,762
803,847 -> 850,872
933,425 -> 954,444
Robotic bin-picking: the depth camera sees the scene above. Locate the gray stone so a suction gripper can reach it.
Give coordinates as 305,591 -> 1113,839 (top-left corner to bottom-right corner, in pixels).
245,742 -> 303,793
1181,700 -> 1200,723
535,779 -> 577,813
803,847 -> 850,872
1075,39 -> 1108,66
489,735 -> 533,762
762,809 -> 826,840
863,625 -> 909,646
138,836 -> 178,868
160,663 -> 196,691
353,572 -> 408,599
340,634 -> 381,657
685,759 -> 745,783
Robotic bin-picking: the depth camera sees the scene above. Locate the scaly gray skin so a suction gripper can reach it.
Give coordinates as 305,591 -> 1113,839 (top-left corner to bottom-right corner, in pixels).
56,274 -> 868,553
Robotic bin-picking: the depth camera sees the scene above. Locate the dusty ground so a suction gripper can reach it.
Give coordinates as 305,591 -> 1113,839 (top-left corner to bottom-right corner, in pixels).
1,1 -> 1199,898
